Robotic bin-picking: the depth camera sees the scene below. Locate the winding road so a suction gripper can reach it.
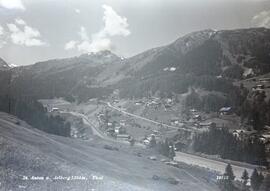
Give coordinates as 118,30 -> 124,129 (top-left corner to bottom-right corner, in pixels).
58,101 -> 259,183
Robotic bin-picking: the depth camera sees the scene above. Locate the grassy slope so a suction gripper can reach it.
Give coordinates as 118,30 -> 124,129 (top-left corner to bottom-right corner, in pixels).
0,112 -> 218,191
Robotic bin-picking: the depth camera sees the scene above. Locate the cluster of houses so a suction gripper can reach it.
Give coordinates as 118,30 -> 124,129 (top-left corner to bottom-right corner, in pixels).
142,130 -> 160,146
258,78 -> 270,83
252,84 -> 265,92
183,107 -> 234,129
186,109 -> 213,129
251,77 -> 270,92
97,112 -> 132,141
232,129 -> 270,153
106,120 -> 131,141
134,96 -> 176,110
49,107 -> 60,112
167,109 -> 217,130
170,117 -> 183,126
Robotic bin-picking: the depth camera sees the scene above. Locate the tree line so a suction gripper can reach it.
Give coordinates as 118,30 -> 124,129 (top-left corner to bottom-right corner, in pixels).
156,138 -> 176,160
0,95 -> 70,137
220,163 -> 269,191
240,89 -> 270,131
193,127 -> 268,166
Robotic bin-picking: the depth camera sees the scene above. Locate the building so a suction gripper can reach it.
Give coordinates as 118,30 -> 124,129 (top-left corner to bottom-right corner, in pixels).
106,128 -> 115,134
165,98 -> 173,104
120,120 -> 126,126
116,134 -> 131,141
256,84 -> 265,89
232,130 -> 246,140
190,108 -> 197,113
143,139 -> 150,145
219,107 -> 232,115
259,134 -> 270,144
135,100 -> 144,105
252,84 -> 265,92
193,114 -> 202,121
199,122 -> 216,128
259,78 -> 270,83
50,107 -> 59,112
114,126 -> 126,134
170,117 -> 180,125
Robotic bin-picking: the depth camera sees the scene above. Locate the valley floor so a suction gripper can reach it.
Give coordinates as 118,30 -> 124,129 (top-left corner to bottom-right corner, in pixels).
0,112 -> 219,191
39,98 -> 268,181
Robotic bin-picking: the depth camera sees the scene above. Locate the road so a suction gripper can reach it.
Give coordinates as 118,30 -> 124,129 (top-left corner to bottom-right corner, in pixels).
105,102 -> 259,181
64,111 -> 105,138
52,100 -> 258,183
0,112 -> 219,191
175,152 -> 255,181
60,111 -> 142,146
64,110 -> 218,190
106,102 -> 193,132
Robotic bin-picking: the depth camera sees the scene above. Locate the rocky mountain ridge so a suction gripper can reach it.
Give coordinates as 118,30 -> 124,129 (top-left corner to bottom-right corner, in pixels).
1,27 -> 270,101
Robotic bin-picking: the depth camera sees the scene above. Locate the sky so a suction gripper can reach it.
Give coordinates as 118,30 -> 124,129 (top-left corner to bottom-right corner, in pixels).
0,0 -> 270,66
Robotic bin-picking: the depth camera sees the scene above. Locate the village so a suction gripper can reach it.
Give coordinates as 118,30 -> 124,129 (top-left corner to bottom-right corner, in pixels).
57,85 -> 270,163
38,82 -> 270,189
35,79 -> 270,191
42,85 -> 270,161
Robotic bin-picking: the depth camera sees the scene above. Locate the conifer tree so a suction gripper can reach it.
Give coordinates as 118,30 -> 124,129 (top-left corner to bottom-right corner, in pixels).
250,169 -> 262,191
220,164 -> 235,191
225,164 -> 235,182
260,174 -> 269,191
241,170 -> 249,190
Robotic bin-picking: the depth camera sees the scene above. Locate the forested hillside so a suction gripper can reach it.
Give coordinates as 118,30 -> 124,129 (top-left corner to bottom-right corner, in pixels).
0,95 -> 70,137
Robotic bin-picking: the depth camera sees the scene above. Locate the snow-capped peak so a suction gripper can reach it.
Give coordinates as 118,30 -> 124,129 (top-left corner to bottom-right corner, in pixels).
8,63 -> 18,68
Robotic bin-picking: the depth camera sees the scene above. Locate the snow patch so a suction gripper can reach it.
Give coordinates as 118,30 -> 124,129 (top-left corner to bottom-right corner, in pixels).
163,67 -> 176,72
8,63 -> 18,68
169,67 -> 176,72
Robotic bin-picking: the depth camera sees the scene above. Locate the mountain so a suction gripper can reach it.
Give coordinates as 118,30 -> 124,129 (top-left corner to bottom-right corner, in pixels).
6,50 -> 124,101
1,28 -> 270,102
117,28 -> 270,80
0,57 -> 10,70
112,28 -> 270,98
